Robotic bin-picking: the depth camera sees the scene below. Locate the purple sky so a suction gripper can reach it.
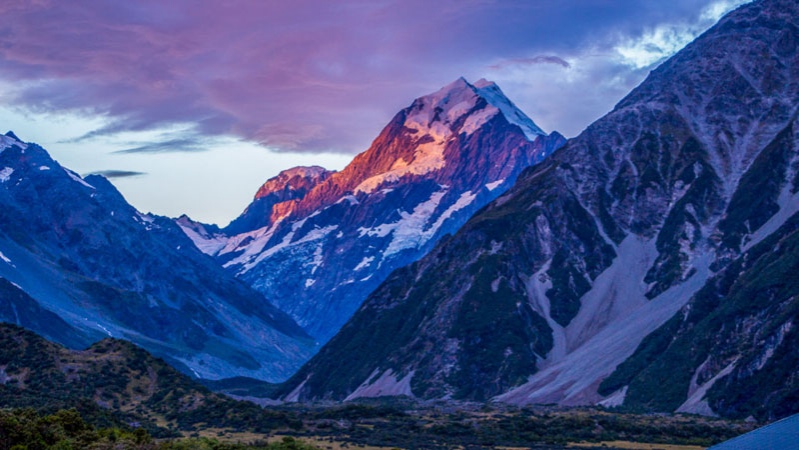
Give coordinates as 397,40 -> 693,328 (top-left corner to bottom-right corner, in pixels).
0,0 -> 748,224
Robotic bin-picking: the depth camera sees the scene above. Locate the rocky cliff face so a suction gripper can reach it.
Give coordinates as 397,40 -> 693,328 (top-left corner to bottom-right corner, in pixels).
0,134 -> 315,381
275,0 -> 799,420
182,78 -> 565,341
224,166 -> 334,235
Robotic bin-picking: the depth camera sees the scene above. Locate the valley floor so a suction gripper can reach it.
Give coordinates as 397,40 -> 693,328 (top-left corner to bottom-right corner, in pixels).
0,399 -> 757,450
181,399 -> 753,450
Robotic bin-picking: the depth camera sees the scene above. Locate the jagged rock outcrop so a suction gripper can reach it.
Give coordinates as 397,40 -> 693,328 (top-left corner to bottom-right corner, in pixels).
225,166 -> 334,235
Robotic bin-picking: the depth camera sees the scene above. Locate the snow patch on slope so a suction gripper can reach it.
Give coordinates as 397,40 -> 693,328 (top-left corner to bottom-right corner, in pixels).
460,107 -> 500,135
565,237 -> 658,353
336,195 -> 359,205
354,140 -> 447,194
486,179 -> 505,191
356,190 -> 477,263
306,243 -> 325,275
284,376 -> 310,403
0,250 -> 13,266
598,386 -> 628,408
222,224 -> 283,270
0,135 -> 27,152
344,369 -> 415,401
0,168 -> 13,183
354,190 -> 449,258
237,222 -> 338,273
383,191 -> 447,257
354,256 -> 375,271
428,190 -> 477,235
525,259 -> 566,365
178,223 -> 229,255
62,168 -> 94,189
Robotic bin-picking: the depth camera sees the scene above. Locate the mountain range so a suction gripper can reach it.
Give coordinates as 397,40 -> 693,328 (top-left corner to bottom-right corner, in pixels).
274,0 -> 799,421
0,0 -> 796,425
180,77 -> 564,341
0,133 -> 314,381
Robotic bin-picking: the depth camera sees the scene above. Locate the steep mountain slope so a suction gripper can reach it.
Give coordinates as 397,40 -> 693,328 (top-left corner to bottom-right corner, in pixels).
598,210 -> 799,421
0,133 -> 314,381
0,324 -> 297,434
183,78 -> 565,341
275,0 -> 799,419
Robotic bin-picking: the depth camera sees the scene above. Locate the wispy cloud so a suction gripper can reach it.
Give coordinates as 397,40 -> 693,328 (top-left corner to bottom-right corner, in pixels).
113,138 -> 205,154
87,170 -> 148,179
490,56 -> 571,70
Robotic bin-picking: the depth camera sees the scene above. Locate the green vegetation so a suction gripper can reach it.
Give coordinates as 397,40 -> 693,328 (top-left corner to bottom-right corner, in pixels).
0,324 -> 300,437
0,403 -> 751,450
544,191 -> 615,327
597,316 -> 682,397
0,321 -> 754,449
273,401 -> 750,450
644,137 -> 722,299
606,211 -> 799,420
0,408 -> 317,450
446,254 -> 546,400
545,249 -> 591,327
718,122 -> 794,251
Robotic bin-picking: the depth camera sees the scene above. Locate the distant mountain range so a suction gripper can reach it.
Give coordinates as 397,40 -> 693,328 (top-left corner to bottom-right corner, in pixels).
0,133 -> 314,381
275,0 -> 799,421
180,77 -> 564,342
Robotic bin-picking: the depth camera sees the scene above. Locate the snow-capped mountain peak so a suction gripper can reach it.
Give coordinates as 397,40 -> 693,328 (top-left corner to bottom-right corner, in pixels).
352,77 -> 551,195
403,77 -> 545,142
254,165 -> 333,200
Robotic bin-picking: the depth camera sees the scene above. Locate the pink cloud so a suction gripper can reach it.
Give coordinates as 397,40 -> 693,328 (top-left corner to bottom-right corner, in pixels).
0,0 -> 731,153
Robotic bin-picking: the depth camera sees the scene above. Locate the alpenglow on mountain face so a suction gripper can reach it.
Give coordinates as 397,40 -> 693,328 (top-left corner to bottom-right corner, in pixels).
0,133 -> 315,382
180,77 -> 565,342
276,0 -> 799,421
